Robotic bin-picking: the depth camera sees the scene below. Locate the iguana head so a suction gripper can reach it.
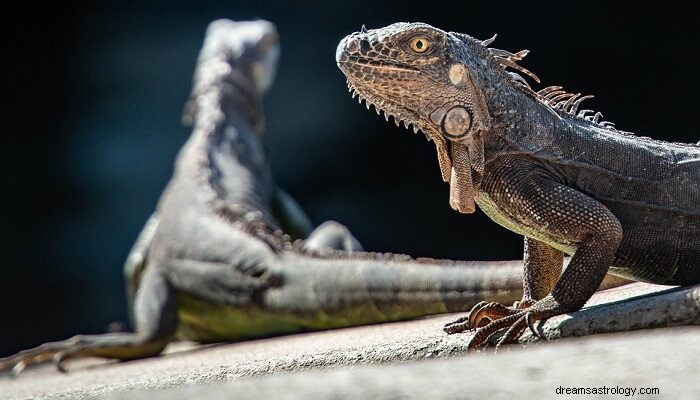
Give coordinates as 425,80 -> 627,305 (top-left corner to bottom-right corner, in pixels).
205,19 -> 280,94
336,22 -> 499,213
184,19 -> 280,132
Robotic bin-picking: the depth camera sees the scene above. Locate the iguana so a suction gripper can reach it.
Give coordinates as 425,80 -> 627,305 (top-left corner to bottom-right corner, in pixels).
336,22 -> 700,350
0,19 -> 537,375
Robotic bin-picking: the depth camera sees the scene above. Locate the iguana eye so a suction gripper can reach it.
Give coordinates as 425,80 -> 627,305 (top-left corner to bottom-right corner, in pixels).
409,37 -> 430,53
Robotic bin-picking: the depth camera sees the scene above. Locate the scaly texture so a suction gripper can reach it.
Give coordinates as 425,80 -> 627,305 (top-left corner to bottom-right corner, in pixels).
336,22 -> 700,349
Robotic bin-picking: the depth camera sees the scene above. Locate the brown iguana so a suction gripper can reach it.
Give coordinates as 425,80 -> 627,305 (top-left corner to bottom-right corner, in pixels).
336,22 -> 700,350
0,19 -> 539,375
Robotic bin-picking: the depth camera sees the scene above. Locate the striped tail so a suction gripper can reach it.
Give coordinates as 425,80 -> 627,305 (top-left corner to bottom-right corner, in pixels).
263,255 -> 524,329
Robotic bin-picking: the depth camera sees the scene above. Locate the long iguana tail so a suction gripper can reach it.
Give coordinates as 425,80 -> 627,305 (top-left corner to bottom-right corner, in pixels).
277,255 -> 626,324
175,255 -> 523,342
275,255 -> 523,322
174,254 -> 630,342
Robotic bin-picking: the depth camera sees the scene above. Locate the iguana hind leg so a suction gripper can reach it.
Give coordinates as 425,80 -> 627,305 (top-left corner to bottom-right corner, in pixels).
0,266 -> 176,374
124,212 -> 160,325
520,238 -> 564,306
444,237 -> 563,333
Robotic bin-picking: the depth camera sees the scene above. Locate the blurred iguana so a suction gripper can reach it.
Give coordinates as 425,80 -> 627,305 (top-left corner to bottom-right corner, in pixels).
0,20 -> 535,374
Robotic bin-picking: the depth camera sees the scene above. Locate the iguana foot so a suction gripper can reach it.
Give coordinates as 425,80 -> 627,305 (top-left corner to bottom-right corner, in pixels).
443,299 -> 526,334
0,333 -> 167,375
444,296 -> 563,351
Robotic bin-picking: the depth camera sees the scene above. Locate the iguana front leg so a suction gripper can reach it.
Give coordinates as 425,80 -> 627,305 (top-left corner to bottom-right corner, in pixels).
445,156 -> 623,350
272,188 -> 314,240
303,220 -> 364,253
272,189 -> 363,253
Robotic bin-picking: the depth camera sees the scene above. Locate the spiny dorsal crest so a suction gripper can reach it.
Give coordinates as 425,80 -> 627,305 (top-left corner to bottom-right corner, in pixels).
480,34 -> 622,133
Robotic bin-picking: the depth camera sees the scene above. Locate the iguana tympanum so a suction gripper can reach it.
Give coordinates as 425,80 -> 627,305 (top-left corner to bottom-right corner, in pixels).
0,20 -> 534,375
337,22 -> 700,350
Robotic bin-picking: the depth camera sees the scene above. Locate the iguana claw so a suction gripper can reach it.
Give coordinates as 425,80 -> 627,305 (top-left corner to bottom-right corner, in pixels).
1,341 -> 73,375
468,311 -> 529,351
445,300 -> 548,351
443,301 -> 518,334
10,360 -> 26,376
441,315 -> 470,334
524,311 -> 539,338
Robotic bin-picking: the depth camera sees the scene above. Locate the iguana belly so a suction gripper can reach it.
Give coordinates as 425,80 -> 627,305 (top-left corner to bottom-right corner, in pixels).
175,294 -> 305,342
476,193 -> 700,285
475,193 -> 577,255
175,292 -> 446,343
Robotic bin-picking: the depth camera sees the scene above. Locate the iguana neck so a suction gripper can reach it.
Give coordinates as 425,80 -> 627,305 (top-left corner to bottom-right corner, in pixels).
481,80 -> 564,157
455,38 -> 563,158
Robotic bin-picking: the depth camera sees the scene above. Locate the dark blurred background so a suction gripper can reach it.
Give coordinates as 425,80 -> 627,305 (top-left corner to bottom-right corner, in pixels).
1,2 -> 697,355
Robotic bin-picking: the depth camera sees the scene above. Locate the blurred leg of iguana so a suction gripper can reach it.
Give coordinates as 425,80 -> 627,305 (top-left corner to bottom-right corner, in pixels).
0,266 -> 175,374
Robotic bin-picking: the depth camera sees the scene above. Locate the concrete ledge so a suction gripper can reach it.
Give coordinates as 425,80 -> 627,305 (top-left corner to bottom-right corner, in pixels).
523,283 -> 700,342
1,283 -> 698,399
114,327 -> 700,400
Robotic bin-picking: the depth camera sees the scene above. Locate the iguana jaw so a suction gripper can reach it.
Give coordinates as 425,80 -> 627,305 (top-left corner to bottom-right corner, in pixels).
343,75 -> 453,183
342,71 -> 478,213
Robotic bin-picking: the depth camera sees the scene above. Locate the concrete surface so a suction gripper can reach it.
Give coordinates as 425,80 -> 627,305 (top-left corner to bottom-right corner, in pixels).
113,327 -> 700,400
1,283 -> 698,399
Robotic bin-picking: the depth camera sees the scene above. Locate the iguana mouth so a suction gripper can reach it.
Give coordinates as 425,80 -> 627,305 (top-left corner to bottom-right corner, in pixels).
343,56 -> 418,73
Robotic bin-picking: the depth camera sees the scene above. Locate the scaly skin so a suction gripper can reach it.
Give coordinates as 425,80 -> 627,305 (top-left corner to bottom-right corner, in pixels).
336,22 -> 700,350
0,20 -> 535,375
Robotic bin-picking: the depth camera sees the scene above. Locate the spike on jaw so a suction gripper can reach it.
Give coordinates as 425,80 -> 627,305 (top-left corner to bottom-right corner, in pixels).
361,24 -> 368,33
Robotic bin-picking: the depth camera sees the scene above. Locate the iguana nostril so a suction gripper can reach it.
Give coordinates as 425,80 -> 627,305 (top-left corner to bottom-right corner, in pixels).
345,38 -> 360,53
360,38 -> 370,52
